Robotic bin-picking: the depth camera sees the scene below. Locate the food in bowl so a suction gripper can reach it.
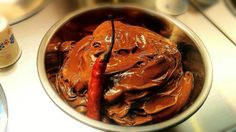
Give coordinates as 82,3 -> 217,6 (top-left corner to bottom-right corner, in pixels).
45,19 -> 194,126
38,6 -> 212,131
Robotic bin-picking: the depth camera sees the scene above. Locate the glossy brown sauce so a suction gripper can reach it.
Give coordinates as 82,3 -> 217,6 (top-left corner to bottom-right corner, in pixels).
45,20 -> 193,126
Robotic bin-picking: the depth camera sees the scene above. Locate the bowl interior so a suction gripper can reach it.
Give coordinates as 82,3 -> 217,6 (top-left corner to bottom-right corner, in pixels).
39,5 -> 211,131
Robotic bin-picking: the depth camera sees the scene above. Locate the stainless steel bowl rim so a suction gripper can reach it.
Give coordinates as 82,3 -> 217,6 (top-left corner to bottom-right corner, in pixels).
37,4 -> 213,132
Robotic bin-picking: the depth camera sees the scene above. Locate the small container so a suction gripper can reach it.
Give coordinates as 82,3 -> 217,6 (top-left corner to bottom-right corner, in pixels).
156,0 -> 190,15
195,0 -> 218,5
0,16 -> 21,68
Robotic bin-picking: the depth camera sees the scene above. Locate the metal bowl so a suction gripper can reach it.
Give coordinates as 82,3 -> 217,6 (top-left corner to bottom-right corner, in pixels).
37,5 -> 212,131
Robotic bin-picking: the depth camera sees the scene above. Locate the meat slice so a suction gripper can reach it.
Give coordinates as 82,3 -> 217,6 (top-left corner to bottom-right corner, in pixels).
154,72 -> 194,121
53,20 -> 194,126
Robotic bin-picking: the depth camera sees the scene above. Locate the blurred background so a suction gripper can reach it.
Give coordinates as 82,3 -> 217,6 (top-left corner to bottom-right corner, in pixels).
1,0 -> 236,44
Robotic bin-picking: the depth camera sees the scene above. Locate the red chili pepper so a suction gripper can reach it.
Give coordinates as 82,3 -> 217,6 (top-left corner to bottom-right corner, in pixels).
86,18 -> 115,120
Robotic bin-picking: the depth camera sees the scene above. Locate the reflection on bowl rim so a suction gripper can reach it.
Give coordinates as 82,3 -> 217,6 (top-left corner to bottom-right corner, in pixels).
37,5 -> 213,131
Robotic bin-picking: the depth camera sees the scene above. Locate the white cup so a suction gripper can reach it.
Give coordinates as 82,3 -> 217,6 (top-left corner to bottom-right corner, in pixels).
156,0 -> 190,15
0,16 -> 21,68
195,0 -> 218,5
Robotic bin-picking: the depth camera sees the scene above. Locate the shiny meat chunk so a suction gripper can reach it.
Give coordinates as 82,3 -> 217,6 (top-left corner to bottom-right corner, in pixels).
53,21 -> 194,126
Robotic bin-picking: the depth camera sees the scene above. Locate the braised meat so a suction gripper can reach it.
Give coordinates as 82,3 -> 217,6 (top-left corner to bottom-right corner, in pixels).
46,21 -> 193,126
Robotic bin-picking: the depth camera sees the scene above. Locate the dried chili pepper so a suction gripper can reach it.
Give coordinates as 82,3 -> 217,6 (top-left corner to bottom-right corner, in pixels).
86,17 -> 115,120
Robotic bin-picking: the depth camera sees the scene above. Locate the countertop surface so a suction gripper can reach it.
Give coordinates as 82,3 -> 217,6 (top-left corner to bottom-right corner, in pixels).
0,0 -> 236,132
